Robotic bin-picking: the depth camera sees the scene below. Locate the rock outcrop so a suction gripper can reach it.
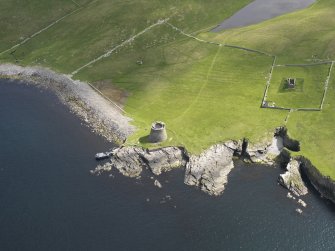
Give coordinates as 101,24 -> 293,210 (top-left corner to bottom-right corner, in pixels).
154,180 -> 163,188
184,144 -> 236,196
141,147 -> 188,175
279,159 -> 308,196
91,127 -> 335,202
247,136 -> 284,164
91,146 -> 188,178
111,147 -> 146,177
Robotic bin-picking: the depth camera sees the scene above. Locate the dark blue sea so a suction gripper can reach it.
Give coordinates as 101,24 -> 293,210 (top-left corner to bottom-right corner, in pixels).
1,79 -> 335,251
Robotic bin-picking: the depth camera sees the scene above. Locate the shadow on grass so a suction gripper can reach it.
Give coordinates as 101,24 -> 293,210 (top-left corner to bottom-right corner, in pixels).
139,135 -> 150,144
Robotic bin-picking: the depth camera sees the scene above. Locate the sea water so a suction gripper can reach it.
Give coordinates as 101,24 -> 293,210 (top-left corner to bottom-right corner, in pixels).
0,79 -> 334,251
213,0 -> 316,32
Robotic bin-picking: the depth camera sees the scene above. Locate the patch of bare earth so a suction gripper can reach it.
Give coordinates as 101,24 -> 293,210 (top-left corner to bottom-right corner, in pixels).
93,80 -> 129,109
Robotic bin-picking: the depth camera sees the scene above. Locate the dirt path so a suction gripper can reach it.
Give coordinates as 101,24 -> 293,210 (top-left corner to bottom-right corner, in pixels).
173,45 -> 222,121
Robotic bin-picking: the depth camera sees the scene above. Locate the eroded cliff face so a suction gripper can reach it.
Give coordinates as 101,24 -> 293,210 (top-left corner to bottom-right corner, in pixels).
299,157 -> 335,204
91,134 -> 285,196
91,127 -> 335,202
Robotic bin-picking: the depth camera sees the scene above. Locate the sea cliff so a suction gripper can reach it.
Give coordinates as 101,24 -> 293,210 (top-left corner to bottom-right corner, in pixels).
1,64 -> 334,202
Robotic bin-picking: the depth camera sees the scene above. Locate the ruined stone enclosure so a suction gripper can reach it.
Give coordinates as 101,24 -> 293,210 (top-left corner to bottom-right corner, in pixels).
148,121 -> 167,143
281,77 -> 304,92
262,62 -> 334,110
286,78 -> 296,89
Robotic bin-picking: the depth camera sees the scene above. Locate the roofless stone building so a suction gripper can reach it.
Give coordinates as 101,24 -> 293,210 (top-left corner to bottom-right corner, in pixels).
148,121 -> 167,143
287,78 -> 296,89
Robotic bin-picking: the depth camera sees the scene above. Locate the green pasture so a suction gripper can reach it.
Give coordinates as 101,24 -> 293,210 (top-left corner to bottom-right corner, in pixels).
267,64 -> 330,109
1,0 -> 335,178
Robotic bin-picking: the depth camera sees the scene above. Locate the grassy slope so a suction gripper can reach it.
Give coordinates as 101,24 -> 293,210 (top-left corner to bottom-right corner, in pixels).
0,0 -> 251,72
1,0 -> 335,177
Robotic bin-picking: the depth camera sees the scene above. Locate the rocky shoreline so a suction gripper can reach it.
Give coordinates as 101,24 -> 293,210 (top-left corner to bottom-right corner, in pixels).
92,129 -> 292,196
1,64 -> 335,203
0,64 -> 135,143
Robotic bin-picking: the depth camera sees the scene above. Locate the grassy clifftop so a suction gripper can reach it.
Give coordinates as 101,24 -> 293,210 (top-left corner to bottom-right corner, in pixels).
1,0 -> 335,178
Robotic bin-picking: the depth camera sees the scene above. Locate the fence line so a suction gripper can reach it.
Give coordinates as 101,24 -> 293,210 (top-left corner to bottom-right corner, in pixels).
165,22 -> 273,57
223,44 -> 272,56
71,18 -> 169,75
275,61 -> 333,67
320,61 -> 334,110
0,7 -> 83,56
264,106 -> 321,112
263,106 -> 291,111
85,82 -> 128,114
296,108 -> 321,111
261,56 -> 277,107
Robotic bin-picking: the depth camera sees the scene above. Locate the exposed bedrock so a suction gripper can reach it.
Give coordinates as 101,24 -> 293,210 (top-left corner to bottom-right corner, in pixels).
184,144 -> 236,196
278,158 -> 308,197
246,136 -> 284,164
92,126 -> 335,201
91,146 -> 188,178
111,147 -> 146,177
141,147 -> 188,175
244,127 -> 300,164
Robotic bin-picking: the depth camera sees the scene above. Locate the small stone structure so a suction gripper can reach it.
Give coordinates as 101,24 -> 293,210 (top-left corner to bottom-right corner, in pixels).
262,101 -> 275,108
287,78 -> 296,89
148,121 -> 167,143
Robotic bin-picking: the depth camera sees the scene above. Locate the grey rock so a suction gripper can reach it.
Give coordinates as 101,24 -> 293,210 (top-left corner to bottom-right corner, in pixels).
298,199 -> 307,208
287,192 -> 293,199
224,140 -> 242,152
111,147 -> 146,177
90,162 -> 113,176
141,147 -> 188,175
279,159 -> 308,196
248,136 -> 284,164
154,179 -> 162,188
92,146 -> 188,178
184,144 -> 235,196
296,208 -> 303,214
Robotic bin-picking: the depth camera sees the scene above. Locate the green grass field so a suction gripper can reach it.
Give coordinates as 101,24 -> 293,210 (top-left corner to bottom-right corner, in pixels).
1,0 -> 335,178
267,64 -> 330,109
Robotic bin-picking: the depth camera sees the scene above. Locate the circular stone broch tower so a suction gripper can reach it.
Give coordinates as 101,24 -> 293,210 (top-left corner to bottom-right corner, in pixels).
148,121 -> 167,143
